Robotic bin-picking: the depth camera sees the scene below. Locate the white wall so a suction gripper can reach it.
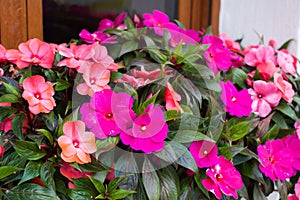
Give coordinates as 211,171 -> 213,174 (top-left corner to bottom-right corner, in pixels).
219,0 -> 300,56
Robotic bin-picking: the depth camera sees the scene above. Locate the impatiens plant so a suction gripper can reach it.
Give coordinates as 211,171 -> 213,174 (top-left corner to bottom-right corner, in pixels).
0,9 -> 299,200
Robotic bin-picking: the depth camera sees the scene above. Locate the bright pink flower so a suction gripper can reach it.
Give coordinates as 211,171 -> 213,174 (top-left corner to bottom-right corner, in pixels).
98,12 -> 127,31
169,28 -> 200,47
258,139 -> 295,181
142,10 -> 178,35
274,73 -> 294,103
164,82 -> 184,113
57,43 -> 93,70
202,35 -> 232,74
80,89 -> 134,139
22,75 -> 56,114
189,140 -> 218,168
202,156 -> 243,199
5,38 -> 54,69
57,120 -> 97,164
296,178 -> 300,199
76,62 -> 111,96
119,104 -> 168,154
0,146 -> 4,158
248,81 -> 281,117
60,162 -> 93,181
220,81 -> 252,117
288,194 -> 299,200
79,29 -> 117,44
0,44 -> 7,62
294,120 -> 300,138
277,49 -> 298,76
283,136 -> 300,171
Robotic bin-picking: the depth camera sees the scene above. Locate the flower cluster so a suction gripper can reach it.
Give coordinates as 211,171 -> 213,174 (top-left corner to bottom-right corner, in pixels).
0,9 -> 299,200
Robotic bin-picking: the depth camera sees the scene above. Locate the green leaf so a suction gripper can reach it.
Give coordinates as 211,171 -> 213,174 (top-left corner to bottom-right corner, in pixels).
68,189 -> 95,200
7,183 -> 59,200
12,140 -> 47,160
158,167 -> 179,200
0,94 -> 19,103
225,121 -> 252,141
253,183 -> 267,200
72,177 -> 97,195
0,166 -> 22,180
172,130 -> 214,143
36,129 -> 53,144
19,161 -> 42,185
272,113 -> 288,129
89,176 -> 105,194
109,189 -> 136,199
95,136 -> 120,156
275,102 -> 299,121
54,79 -> 72,91
108,174 -> 133,193
239,161 -> 265,184
262,124 -> 280,143
142,157 -> 160,200
165,110 -> 181,121
119,41 -> 139,57
40,162 -> 56,191
2,82 -> 20,96
12,113 -> 26,139
278,38 -> 294,50
218,146 -> 245,160
110,71 -> 123,82
232,68 -> 248,88
0,106 -> 17,122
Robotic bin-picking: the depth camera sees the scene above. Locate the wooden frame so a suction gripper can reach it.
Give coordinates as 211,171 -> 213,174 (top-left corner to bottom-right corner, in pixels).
0,0 -> 43,49
178,0 -> 220,35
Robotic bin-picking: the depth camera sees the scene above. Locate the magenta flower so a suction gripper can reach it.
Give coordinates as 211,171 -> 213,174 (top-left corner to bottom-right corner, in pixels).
248,80 -> 281,117
0,44 -> 7,62
258,139 -> 296,181
189,140 -> 218,168
220,81 -> 253,117
295,120 -> 300,138
98,12 -> 127,31
142,10 -> 178,35
80,89 -> 134,139
202,35 -> 232,74
119,104 -> 168,154
79,29 -> 117,44
169,28 -> 200,47
202,156 -> 243,199
283,136 -> 300,171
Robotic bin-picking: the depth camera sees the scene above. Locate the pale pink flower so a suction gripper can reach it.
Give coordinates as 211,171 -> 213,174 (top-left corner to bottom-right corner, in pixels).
5,38 -> 54,69
164,82 -> 184,113
90,43 -> 118,71
277,49 -> 298,76
189,140 -> 218,168
244,45 -> 276,67
248,81 -> 281,117
202,156 -> 243,199
0,44 -> 7,62
274,73 -> 294,103
57,43 -> 93,70
219,33 -> 241,52
76,62 -> 111,96
22,75 -> 56,114
296,178 -> 300,199
57,120 -> 97,164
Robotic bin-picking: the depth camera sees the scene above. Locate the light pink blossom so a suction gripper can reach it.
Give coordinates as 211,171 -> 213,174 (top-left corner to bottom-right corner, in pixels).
164,82 -> 184,113
248,81 -> 281,117
274,73 -> 294,103
277,49 -> 298,76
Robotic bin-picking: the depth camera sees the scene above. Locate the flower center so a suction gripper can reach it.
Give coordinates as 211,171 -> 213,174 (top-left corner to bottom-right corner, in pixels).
203,150 -> 208,155
72,140 -> 80,148
90,78 -> 96,84
140,125 -> 147,131
105,113 -> 113,119
31,56 -> 40,63
269,156 -> 274,164
215,173 -> 223,181
258,94 -> 263,98
209,53 -> 214,58
34,92 -> 41,99
231,96 -> 237,102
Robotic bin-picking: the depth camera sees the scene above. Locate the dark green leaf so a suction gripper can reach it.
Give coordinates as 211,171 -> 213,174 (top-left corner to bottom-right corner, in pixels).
239,161 -> 265,184
12,140 -> 47,160
262,124 -> 280,143
232,68 -> 248,88
40,162 -> 56,191
72,177 -> 97,196
110,71 -> 123,82
108,174 -> 133,193
225,121 -> 252,141
142,157 -> 160,200
272,113 -> 288,129
89,176 -> 105,194
2,82 -> 20,96
119,41 -> 139,57
7,183 -> 59,200
109,189 -> 136,199
0,94 -> 19,103
12,113 -> 26,139
0,106 -> 17,122
95,136 -> 119,156
253,183 -> 267,200
158,167 -> 179,200
0,166 -> 22,180
275,102 -> 299,121
278,38 -> 295,50
54,79 -> 72,91
172,130 -> 213,143
36,129 -> 53,144
68,189 -> 95,200
218,146 -> 245,160
19,161 -> 42,184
